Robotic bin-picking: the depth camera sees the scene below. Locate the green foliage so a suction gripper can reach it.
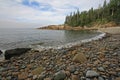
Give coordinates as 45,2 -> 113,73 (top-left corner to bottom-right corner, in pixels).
64,0 -> 120,27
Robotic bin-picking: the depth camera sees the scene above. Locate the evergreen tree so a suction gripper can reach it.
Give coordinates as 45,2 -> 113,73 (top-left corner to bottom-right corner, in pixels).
64,0 -> 120,27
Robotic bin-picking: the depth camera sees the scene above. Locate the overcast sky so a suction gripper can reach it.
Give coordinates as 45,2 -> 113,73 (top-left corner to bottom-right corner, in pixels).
0,0 -> 109,28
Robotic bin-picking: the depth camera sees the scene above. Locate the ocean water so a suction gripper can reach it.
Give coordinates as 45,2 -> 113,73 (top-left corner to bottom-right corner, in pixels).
0,28 -> 101,50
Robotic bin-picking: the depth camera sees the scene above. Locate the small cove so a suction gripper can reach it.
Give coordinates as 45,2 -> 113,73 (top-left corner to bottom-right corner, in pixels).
0,28 -> 101,51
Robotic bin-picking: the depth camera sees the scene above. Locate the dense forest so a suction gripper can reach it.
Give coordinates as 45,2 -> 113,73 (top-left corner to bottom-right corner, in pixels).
64,0 -> 120,27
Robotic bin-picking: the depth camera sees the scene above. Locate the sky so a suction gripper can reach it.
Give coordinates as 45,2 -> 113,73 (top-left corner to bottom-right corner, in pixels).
0,0 -> 109,28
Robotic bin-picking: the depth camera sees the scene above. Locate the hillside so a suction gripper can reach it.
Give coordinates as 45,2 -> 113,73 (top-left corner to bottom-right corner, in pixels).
64,0 -> 120,27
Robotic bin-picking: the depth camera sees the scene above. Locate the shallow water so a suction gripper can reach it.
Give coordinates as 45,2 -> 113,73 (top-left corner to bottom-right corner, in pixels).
0,28 -> 100,50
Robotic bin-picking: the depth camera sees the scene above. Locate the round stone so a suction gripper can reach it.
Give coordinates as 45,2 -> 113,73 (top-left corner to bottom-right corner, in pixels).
86,70 -> 99,78
54,71 -> 66,80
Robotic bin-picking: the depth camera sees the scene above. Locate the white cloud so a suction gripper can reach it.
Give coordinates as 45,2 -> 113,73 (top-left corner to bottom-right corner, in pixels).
0,0 -> 109,28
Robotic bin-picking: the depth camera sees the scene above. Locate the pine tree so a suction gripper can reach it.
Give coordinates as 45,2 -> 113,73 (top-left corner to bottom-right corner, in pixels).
64,0 -> 120,27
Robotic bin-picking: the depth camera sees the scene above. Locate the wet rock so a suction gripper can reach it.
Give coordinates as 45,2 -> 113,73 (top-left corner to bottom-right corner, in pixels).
73,53 -> 87,63
0,50 -> 2,55
5,48 -> 31,59
54,71 -> 66,80
86,70 -> 99,78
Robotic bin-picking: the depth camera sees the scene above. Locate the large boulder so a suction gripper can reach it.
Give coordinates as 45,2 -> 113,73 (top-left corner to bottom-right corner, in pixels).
0,50 -> 2,55
5,48 -> 31,59
73,53 -> 87,63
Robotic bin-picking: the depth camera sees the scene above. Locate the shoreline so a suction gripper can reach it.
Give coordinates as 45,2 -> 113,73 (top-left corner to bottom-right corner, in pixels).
31,31 -> 106,51
0,27 -> 120,80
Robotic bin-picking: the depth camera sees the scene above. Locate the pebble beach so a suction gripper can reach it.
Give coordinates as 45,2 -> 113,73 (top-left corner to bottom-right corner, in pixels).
0,27 -> 120,80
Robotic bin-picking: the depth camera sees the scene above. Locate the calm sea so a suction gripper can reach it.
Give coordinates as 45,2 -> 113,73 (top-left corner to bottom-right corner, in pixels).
0,28 -> 100,50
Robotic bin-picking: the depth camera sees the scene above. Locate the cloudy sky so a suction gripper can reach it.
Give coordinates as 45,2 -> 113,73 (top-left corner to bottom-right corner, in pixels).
0,0 -> 109,28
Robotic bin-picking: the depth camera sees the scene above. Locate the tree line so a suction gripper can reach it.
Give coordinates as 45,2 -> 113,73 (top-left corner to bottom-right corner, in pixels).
64,0 -> 120,27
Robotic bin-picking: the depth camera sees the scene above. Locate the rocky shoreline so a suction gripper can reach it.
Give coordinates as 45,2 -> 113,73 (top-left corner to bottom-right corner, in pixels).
38,25 -> 97,31
38,22 -> 118,31
0,33 -> 120,80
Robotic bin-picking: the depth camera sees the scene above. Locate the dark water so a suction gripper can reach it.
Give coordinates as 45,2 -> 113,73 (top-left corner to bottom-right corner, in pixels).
0,28 -> 100,50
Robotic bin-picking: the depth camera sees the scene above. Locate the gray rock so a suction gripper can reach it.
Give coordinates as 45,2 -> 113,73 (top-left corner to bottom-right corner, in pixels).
33,75 -> 37,80
86,70 -> 99,78
74,71 -> 79,75
30,59 -> 34,63
38,75 -> 45,80
80,77 -> 86,80
21,65 -> 26,69
0,50 -> 2,55
112,53 -> 118,56
98,76 -> 104,80
67,65 -> 76,73
97,67 -> 105,72
54,71 -> 66,80
0,67 -> 5,72
28,73 -> 33,78
86,78 -> 91,80
117,72 -> 120,77
6,76 -> 12,80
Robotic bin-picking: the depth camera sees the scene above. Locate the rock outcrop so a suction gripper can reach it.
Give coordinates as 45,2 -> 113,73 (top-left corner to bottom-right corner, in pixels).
0,50 -> 2,55
38,25 -> 84,30
5,48 -> 31,59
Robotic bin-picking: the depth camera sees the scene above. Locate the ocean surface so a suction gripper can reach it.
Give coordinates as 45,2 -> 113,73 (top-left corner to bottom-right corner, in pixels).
0,28 -> 101,50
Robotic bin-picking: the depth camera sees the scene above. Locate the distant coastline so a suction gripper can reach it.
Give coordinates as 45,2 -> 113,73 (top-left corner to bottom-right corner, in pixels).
37,25 -> 99,31
37,22 -> 118,31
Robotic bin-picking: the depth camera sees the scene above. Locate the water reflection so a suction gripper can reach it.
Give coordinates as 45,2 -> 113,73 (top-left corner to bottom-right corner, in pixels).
64,30 -> 98,43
